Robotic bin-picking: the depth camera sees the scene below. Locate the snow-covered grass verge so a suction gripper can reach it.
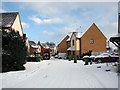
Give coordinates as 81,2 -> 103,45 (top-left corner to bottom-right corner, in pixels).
0,59 -> 118,88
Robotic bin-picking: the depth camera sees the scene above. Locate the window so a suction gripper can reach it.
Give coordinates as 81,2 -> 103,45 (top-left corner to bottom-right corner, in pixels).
90,39 -> 94,44
67,42 -> 70,47
72,40 -> 74,46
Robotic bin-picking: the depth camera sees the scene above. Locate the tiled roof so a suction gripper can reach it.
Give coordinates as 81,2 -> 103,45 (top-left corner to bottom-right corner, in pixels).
0,12 -> 18,28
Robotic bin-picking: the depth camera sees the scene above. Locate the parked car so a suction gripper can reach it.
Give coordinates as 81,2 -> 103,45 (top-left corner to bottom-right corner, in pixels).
54,55 -> 58,58
58,53 -> 67,59
93,53 -> 119,63
89,55 -> 96,59
83,55 -> 95,60
83,55 -> 89,58
83,55 -> 93,63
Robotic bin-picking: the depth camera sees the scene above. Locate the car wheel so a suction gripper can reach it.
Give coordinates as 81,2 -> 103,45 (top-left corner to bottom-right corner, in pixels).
97,59 -> 102,63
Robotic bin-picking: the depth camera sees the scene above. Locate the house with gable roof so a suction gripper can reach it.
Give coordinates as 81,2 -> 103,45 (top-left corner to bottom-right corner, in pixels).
40,43 -> 51,59
0,12 -> 23,36
0,12 -> 31,54
47,44 -> 57,56
67,23 -> 107,57
29,41 -> 41,55
57,35 -> 70,53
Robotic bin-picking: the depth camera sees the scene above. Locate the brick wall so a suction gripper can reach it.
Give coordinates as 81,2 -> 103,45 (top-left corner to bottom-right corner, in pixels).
58,35 -> 69,53
81,23 -> 107,54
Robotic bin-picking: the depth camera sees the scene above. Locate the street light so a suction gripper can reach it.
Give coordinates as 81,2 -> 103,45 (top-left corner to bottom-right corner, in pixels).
74,32 -> 77,63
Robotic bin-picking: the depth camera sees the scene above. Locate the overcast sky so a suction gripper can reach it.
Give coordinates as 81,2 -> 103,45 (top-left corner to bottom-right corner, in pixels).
0,2 -> 119,48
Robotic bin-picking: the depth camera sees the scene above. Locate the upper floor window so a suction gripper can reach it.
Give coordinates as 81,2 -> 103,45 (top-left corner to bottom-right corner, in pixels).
90,39 -> 94,44
72,40 -> 74,46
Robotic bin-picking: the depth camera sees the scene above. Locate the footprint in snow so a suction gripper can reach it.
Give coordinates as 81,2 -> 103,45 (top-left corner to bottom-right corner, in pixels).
48,63 -> 51,65
43,75 -> 48,78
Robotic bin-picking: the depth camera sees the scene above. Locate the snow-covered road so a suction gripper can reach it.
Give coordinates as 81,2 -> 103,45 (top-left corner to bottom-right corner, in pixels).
0,58 -> 118,88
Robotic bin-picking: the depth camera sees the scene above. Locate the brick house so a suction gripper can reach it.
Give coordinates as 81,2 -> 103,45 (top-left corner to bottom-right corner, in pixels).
67,23 -> 107,57
57,35 -> 70,53
48,45 -> 57,56
29,41 -> 41,55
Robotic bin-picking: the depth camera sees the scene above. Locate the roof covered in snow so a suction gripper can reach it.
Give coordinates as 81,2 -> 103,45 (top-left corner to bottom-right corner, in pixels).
110,33 -> 120,38
73,25 -> 92,38
31,45 -> 39,49
41,43 -> 50,49
67,47 -> 71,51
47,44 -> 56,50
66,38 -> 70,41
29,41 -> 36,45
0,12 -> 18,28
66,33 -> 72,42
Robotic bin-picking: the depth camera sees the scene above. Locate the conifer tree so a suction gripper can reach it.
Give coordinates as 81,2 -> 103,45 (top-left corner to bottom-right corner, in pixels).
2,29 -> 27,72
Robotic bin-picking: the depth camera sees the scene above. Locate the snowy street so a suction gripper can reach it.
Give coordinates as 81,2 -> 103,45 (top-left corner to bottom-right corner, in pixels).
0,58 -> 118,88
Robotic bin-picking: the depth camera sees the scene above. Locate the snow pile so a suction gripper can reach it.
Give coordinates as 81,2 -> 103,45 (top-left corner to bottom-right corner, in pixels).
1,59 -> 118,88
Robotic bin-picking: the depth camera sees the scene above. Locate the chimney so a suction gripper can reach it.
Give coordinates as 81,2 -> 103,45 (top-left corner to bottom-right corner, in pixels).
38,41 -> 40,45
23,34 -> 26,39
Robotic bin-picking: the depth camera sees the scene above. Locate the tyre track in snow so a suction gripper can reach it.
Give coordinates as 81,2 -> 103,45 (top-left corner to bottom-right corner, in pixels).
2,59 -> 118,88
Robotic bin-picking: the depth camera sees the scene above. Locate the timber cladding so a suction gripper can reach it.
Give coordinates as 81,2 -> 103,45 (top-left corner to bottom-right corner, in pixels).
58,35 -> 69,53
81,23 -> 107,54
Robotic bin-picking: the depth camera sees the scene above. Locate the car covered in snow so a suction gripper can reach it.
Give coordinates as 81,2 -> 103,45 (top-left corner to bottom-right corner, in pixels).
54,55 -> 58,58
83,55 -> 89,58
89,55 -> 96,59
93,53 -> 119,63
58,53 -> 67,59
83,55 -> 95,60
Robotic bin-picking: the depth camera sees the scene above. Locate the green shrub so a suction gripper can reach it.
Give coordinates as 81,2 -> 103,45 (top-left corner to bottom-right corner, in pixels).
39,56 -> 43,60
36,56 -> 43,62
27,57 -> 36,62
84,58 -> 89,65
74,56 -> 77,63
68,56 -> 72,61
27,56 -> 43,62
89,58 -> 92,64
36,57 -> 40,62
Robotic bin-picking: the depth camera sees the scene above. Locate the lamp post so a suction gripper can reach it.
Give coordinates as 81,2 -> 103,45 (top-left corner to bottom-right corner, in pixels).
74,32 -> 77,63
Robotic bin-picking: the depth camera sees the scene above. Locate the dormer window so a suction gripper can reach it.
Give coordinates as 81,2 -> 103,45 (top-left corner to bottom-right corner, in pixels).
90,39 -> 94,44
